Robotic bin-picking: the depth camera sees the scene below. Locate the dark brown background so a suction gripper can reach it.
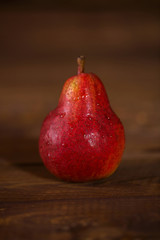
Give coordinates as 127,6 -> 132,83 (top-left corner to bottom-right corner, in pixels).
0,1 -> 160,240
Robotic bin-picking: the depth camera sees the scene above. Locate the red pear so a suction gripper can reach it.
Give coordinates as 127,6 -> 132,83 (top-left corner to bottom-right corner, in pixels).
39,56 -> 125,182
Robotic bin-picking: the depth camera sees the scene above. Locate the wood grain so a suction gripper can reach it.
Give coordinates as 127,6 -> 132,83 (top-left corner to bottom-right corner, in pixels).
0,8 -> 160,240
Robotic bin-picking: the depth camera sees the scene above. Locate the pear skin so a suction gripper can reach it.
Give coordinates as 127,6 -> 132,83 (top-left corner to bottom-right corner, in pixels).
39,57 -> 125,182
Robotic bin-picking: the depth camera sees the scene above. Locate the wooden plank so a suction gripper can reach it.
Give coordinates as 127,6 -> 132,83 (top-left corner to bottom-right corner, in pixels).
0,137 -> 160,239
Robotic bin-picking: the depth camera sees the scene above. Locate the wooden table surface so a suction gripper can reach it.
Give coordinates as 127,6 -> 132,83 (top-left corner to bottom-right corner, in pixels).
0,8 -> 160,240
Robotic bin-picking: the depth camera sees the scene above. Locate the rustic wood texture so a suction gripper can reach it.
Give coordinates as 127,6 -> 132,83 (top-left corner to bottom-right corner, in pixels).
0,7 -> 160,240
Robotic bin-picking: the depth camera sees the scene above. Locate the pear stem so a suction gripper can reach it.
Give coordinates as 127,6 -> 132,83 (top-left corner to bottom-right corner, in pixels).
77,56 -> 85,74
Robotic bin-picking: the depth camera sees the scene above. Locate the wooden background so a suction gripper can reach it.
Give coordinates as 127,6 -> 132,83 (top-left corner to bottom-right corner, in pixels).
0,1 -> 160,239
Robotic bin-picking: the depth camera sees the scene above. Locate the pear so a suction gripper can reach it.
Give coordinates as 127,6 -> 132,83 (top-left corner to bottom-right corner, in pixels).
39,56 -> 125,182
